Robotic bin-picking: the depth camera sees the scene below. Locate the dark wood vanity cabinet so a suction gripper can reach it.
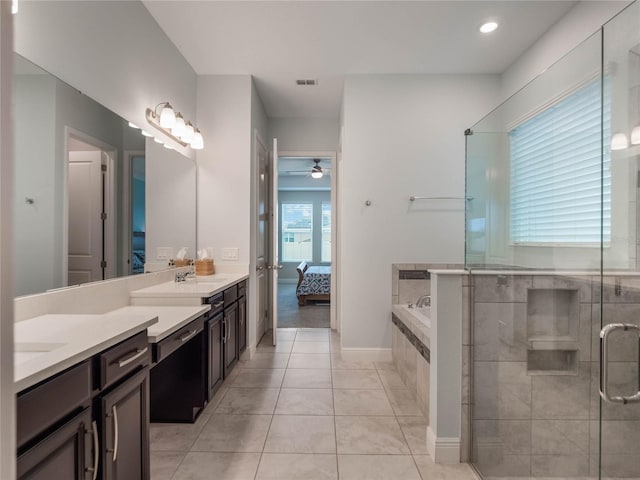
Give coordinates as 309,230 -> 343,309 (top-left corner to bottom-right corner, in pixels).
207,313 -> 224,399
17,407 -> 93,480
238,294 -> 247,354
17,331 -> 150,480
98,369 -> 149,480
223,302 -> 238,377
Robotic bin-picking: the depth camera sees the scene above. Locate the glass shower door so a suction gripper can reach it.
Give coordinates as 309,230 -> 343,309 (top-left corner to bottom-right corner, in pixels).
599,2 -> 640,478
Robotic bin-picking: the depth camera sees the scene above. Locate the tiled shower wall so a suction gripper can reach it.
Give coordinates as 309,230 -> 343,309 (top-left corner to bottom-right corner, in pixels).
471,273 -> 640,478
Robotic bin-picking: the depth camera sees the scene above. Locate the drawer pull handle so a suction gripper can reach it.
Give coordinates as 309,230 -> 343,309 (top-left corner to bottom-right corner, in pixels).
86,420 -> 99,480
112,405 -> 119,462
213,301 -> 224,308
117,347 -> 148,368
178,330 -> 197,343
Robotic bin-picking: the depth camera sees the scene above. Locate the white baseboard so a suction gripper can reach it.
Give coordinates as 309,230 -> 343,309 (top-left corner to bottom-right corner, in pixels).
339,348 -> 392,362
427,426 -> 461,464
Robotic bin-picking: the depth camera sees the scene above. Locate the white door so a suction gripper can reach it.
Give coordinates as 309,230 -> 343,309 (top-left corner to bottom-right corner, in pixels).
270,138 -> 280,345
68,151 -> 103,285
256,133 -> 269,343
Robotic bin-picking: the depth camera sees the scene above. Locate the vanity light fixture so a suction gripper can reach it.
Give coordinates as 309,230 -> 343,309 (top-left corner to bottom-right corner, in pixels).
146,102 -> 204,150
480,21 -> 498,34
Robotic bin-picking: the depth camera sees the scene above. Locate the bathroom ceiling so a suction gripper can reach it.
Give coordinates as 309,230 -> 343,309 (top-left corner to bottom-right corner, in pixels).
143,1 -> 578,119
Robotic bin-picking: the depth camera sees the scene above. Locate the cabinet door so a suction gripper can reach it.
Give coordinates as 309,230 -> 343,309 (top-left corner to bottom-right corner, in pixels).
223,304 -> 238,377
238,297 -> 247,353
208,314 -> 224,400
100,369 -> 149,480
17,408 -> 92,480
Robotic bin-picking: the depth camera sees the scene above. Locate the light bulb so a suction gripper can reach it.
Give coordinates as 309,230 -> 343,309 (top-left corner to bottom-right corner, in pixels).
191,129 -> 204,150
182,122 -> 195,143
480,22 -> 498,34
610,132 -> 629,151
172,114 -> 186,137
311,170 -> 323,179
159,103 -> 176,128
631,126 -> 640,145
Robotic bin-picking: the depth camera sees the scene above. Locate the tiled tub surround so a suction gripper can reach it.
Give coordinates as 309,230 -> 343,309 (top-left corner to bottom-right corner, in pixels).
391,265 -> 470,464
471,272 -> 640,479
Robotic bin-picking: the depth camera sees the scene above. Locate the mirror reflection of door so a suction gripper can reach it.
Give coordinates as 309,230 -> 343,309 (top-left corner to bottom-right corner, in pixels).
67,133 -> 115,285
130,154 -> 146,274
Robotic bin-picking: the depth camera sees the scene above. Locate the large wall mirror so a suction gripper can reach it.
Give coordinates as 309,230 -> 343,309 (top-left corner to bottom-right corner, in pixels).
14,54 -> 196,297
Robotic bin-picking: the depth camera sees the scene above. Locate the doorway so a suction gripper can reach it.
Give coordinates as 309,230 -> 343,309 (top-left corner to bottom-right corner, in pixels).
65,129 -> 116,286
276,152 -> 336,329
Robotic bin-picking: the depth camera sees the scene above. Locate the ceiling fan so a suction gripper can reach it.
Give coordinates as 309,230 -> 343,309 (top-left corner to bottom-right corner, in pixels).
282,158 -> 330,178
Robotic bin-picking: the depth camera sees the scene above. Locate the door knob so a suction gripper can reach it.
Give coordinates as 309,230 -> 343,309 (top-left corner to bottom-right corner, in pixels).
256,265 -> 264,271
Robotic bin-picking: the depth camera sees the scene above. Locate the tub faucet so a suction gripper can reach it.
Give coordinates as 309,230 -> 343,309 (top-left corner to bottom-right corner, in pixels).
416,294 -> 431,308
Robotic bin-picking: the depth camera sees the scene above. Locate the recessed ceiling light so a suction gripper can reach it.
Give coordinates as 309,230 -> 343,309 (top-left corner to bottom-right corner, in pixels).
480,21 -> 498,34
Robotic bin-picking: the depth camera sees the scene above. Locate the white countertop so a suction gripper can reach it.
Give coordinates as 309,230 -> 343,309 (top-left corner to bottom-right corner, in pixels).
106,305 -> 211,343
129,272 -> 248,305
14,313 -> 158,393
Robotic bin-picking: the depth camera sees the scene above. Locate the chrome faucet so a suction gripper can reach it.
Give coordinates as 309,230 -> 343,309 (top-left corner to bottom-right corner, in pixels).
416,294 -> 431,308
175,271 -> 189,282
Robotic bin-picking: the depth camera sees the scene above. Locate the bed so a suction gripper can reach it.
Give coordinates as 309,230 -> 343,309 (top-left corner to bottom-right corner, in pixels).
296,261 -> 331,306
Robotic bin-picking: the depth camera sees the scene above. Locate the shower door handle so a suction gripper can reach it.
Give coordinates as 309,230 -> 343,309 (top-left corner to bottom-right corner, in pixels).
599,323 -> 640,404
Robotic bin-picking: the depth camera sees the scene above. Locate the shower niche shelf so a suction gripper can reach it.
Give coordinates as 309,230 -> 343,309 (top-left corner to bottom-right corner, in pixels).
526,288 -> 579,374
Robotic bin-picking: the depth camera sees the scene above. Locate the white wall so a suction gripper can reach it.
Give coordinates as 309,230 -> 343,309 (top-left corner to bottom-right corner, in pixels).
501,0 -> 630,101
145,139 -> 197,266
269,118 -> 340,152
340,74 -> 500,349
196,75 -> 252,264
14,75 -> 56,296
14,0 -> 197,158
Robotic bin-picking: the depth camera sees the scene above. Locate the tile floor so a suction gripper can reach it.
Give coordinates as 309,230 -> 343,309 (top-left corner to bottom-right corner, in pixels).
150,327 -> 479,480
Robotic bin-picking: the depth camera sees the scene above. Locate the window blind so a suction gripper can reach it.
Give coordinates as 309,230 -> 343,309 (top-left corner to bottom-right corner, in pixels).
509,78 -> 610,244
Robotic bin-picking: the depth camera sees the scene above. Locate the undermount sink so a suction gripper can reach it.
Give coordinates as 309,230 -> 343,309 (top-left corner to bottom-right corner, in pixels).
14,342 -> 66,364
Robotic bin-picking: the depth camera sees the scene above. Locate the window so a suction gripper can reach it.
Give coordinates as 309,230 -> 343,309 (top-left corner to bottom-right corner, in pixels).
321,203 -> 331,262
281,203 -> 313,261
509,78 -> 611,244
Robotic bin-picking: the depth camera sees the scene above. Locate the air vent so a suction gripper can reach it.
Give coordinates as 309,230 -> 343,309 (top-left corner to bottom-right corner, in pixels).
295,79 -> 318,86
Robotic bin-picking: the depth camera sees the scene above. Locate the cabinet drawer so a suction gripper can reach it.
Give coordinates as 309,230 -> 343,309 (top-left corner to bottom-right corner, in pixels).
223,285 -> 238,305
17,361 -> 91,449
238,281 -> 247,298
153,315 -> 204,363
203,293 -> 224,316
98,331 -> 149,389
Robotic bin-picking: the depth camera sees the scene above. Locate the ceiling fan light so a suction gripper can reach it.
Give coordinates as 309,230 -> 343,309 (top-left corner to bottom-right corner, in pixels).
311,168 -> 323,179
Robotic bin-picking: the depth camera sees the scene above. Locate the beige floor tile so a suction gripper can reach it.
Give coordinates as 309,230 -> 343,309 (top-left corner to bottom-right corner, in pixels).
230,369 -> 285,388
255,453 -> 338,480
377,367 -> 407,389
256,341 -> 294,353
387,388 -> 423,416
332,369 -> 383,389
263,415 -> 336,453
172,452 -> 261,480
331,356 -> 376,370
337,454 -> 421,480
288,353 -> 331,369
149,451 -> 185,480
413,454 -> 479,479
191,414 -> 272,452
201,387 -> 229,415
215,388 -> 279,414
277,330 -> 298,341
375,361 -> 397,371
275,388 -> 334,415
295,330 -> 330,341
397,416 -> 429,454
333,389 -> 394,416
292,341 -> 331,354
150,413 -> 210,451
282,368 -> 332,389
239,353 -> 290,369
335,416 -> 410,454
